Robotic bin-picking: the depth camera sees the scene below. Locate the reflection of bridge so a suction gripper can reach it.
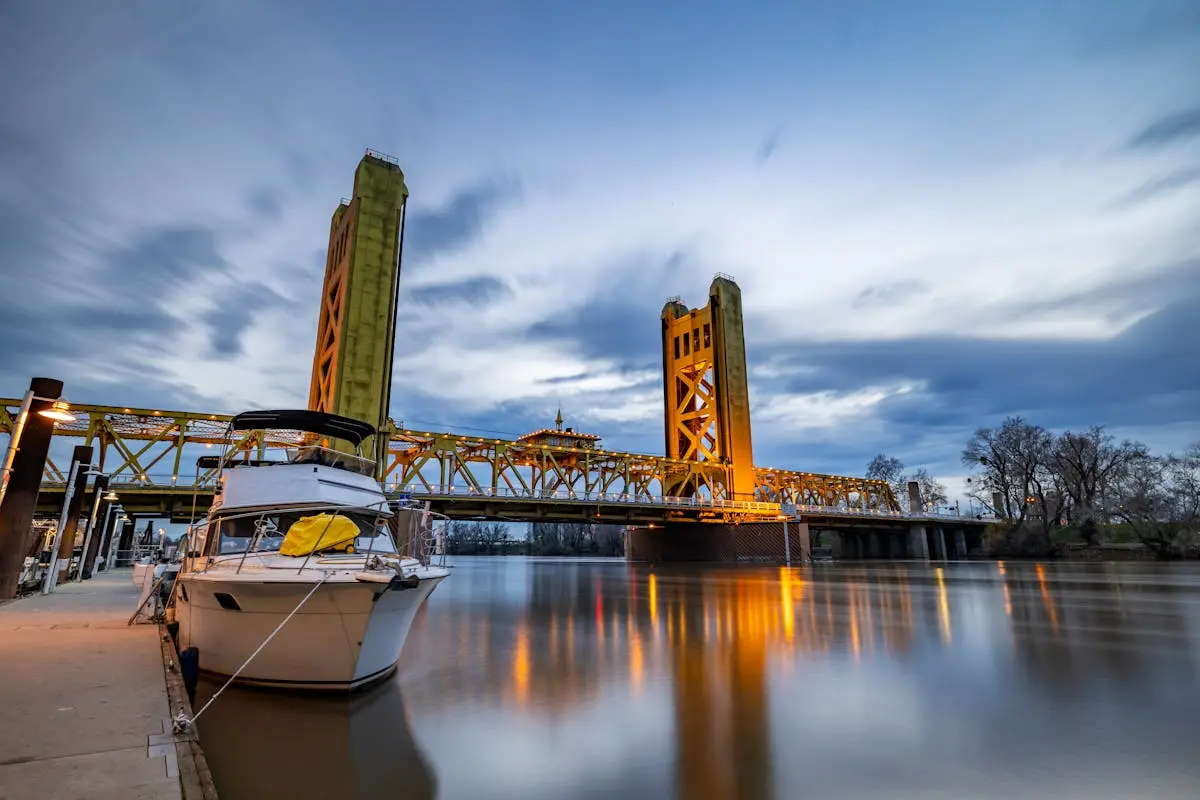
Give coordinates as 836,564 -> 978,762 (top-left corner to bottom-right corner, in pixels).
2,151 -> 985,566
400,561 -> 1109,799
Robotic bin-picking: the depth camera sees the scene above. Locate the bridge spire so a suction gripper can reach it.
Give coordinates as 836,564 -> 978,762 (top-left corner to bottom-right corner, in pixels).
307,149 -> 409,469
661,274 -> 755,502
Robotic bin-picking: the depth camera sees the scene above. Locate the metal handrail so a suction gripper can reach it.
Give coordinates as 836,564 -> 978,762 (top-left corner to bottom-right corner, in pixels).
37,474 -> 992,521
390,483 -> 779,511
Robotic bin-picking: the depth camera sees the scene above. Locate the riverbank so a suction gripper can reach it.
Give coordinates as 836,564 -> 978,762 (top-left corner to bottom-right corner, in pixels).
0,569 -> 215,800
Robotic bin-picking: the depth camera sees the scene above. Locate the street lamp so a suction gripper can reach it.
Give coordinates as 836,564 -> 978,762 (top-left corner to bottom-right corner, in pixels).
102,509 -> 129,573
76,487 -> 119,582
0,394 -> 76,511
41,462 -> 103,595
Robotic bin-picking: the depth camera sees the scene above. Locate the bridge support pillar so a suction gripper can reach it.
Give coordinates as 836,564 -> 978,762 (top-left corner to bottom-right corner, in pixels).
838,531 -> 856,560
954,528 -> 967,559
627,521 -> 809,564
909,526 -> 929,561
793,521 -> 811,564
932,526 -> 948,560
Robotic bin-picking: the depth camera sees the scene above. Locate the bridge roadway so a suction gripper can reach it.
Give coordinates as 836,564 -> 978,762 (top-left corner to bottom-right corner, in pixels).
5,398 -> 988,529
31,477 -> 989,529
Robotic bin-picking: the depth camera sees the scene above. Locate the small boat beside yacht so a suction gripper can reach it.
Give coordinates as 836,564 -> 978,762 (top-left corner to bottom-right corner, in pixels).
172,409 -> 448,691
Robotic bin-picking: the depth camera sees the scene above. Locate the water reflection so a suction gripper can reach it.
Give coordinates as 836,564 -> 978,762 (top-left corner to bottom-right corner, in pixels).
199,559 -> 1200,799
193,676 -> 436,800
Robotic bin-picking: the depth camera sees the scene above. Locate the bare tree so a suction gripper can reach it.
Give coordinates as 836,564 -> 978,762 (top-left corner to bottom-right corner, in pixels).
1167,443 -> 1200,529
867,454 -> 952,513
866,454 -> 906,500
1111,452 -> 1175,557
1051,426 -> 1145,540
963,417 -> 1054,544
528,522 -> 625,556
908,467 -> 949,511
1109,444 -> 1200,559
476,522 -> 510,554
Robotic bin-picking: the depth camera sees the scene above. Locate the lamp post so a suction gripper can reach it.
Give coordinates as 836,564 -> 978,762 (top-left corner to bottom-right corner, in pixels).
102,510 -> 128,573
77,483 -> 117,582
0,379 -> 73,599
42,460 -> 102,595
0,394 -> 75,512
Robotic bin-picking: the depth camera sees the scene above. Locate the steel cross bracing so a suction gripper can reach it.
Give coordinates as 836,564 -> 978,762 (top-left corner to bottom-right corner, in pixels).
2,399 -> 902,521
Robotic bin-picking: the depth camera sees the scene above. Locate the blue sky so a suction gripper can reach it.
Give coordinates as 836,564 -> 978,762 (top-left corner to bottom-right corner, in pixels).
1,0 -> 1198,499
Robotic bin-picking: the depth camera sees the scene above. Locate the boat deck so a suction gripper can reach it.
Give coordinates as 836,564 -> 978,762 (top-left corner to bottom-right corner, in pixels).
0,570 -> 187,799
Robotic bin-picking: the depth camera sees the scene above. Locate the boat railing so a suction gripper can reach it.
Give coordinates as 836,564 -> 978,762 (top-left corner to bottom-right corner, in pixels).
185,500 -> 401,574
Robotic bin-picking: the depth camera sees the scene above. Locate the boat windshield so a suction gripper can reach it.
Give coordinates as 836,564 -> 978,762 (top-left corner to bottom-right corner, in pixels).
210,510 -> 398,557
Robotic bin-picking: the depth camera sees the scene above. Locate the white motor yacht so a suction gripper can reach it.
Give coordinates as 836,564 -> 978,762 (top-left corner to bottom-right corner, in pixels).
173,409 -> 448,691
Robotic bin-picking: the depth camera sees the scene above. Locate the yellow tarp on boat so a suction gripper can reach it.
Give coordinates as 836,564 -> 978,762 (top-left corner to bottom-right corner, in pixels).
279,513 -> 359,557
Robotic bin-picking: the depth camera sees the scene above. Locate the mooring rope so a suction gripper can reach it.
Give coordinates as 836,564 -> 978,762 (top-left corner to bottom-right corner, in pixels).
177,573 -> 329,731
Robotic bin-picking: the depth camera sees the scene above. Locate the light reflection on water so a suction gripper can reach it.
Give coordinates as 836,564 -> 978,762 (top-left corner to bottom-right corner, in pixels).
197,558 -> 1200,799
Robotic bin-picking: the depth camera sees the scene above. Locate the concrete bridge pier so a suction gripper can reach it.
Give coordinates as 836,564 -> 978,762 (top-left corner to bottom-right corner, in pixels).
627,520 -> 812,564
909,526 -> 929,561
954,528 -> 968,558
931,526 -> 948,560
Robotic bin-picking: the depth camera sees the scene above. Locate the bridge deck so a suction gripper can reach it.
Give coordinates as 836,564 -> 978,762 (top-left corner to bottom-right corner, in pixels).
6,399 -> 987,526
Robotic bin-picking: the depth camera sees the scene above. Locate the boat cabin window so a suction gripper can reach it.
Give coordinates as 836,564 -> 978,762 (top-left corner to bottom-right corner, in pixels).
205,511 -> 398,557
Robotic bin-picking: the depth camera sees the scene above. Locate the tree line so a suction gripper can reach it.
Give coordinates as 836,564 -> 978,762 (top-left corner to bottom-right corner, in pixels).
962,418 -> 1199,558
440,520 -> 625,557
874,419 -> 1199,559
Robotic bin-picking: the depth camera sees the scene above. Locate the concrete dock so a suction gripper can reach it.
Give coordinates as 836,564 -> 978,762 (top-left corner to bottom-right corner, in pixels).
0,570 -> 190,800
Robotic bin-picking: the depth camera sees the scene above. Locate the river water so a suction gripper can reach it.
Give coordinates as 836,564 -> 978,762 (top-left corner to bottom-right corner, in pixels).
195,557 -> 1200,799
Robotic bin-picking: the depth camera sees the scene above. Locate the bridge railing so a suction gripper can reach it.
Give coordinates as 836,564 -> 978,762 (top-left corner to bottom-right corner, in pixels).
35,473 -> 994,521
38,472 -> 219,490
387,483 -> 782,513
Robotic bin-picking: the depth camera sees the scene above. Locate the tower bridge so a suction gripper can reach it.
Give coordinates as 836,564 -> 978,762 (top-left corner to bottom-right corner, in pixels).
1,149 -> 986,570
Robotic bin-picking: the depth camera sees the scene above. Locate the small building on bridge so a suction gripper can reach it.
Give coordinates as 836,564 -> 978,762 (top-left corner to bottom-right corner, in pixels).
517,409 -> 601,450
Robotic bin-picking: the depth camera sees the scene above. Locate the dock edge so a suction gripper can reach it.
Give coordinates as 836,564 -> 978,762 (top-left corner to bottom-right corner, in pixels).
158,624 -> 220,800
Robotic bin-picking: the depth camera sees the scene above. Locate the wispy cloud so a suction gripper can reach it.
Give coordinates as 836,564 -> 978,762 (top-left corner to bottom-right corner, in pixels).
408,275 -> 511,307
1109,166 -> 1200,208
852,280 -> 928,309
757,127 -> 783,164
403,178 -> 522,267
1127,106 -> 1200,150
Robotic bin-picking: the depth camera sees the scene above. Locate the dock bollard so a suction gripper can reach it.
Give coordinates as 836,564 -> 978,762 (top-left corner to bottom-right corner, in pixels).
179,647 -> 200,707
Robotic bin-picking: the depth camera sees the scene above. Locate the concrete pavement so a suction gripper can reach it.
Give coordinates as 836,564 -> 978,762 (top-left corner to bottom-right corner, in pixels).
0,569 -> 182,800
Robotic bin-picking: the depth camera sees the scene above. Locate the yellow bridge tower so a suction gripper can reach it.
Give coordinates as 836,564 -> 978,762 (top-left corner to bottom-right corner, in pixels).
661,274 -> 756,502
308,149 -> 409,468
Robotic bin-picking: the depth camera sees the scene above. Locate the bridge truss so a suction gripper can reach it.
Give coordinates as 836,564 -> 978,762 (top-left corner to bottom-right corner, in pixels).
2,399 -> 902,522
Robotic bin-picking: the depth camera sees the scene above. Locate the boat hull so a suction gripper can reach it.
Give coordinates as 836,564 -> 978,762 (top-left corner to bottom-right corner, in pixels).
175,571 -> 444,691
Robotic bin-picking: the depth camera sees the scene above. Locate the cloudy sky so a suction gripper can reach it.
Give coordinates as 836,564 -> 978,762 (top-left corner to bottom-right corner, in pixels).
1,0 -> 1198,497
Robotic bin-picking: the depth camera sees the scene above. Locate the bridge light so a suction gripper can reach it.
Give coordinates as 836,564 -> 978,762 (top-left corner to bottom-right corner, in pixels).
38,400 -> 76,423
